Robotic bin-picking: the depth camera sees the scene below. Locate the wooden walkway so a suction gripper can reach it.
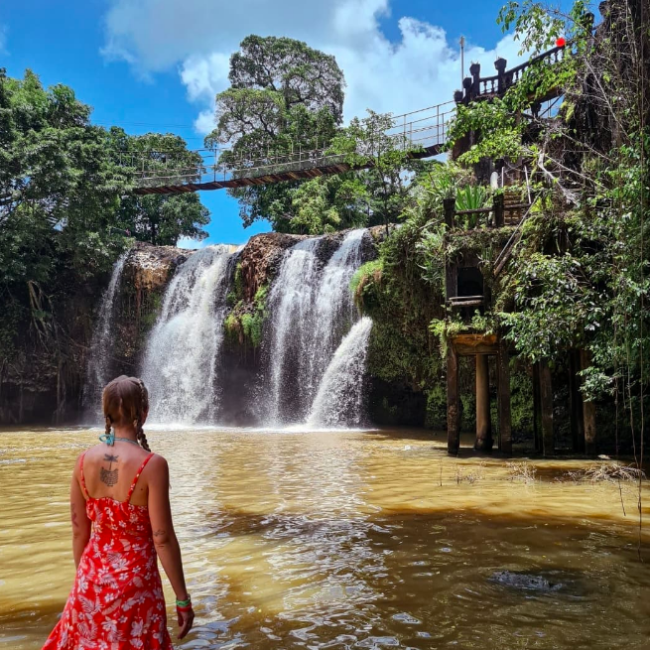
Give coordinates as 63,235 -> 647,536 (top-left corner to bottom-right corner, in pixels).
134,143 -> 445,195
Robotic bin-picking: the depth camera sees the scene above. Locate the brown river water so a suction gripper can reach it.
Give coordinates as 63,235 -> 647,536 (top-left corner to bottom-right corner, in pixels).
1,427 -> 649,650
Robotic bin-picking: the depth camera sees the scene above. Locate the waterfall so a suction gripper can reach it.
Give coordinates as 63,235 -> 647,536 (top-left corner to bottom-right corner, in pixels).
306,229 -> 366,400
264,237 -> 322,424
140,245 -> 233,425
307,317 -> 373,428
83,252 -> 128,415
262,229 -> 368,424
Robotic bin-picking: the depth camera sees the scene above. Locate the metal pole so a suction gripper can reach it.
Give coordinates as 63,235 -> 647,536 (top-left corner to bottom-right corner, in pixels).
460,36 -> 465,86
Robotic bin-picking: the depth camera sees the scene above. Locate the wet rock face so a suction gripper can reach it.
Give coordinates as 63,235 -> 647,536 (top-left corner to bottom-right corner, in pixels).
125,242 -> 191,292
111,243 -> 192,375
237,233 -> 303,303
235,227 -> 382,305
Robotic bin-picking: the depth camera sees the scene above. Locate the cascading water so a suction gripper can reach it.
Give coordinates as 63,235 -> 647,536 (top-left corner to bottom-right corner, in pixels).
306,229 -> 366,401
262,229 -> 369,425
83,252 -> 128,415
307,317 -> 373,428
264,237 -> 322,424
140,245 -> 233,425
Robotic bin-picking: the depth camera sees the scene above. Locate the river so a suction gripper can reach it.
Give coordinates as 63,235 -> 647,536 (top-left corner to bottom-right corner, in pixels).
1,427 -> 649,649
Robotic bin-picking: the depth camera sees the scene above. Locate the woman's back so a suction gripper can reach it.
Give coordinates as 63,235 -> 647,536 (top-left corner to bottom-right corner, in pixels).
80,442 -> 153,507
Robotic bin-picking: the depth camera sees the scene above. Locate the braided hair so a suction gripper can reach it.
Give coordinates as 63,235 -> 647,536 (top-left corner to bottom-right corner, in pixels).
102,376 -> 151,451
135,379 -> 151,452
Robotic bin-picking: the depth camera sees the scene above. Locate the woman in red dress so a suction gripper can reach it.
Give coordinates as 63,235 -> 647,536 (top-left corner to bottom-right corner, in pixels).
43,376 -> 194,649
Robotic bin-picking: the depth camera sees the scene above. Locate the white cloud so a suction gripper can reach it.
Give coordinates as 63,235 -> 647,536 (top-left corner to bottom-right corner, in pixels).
103,0 -> 526,135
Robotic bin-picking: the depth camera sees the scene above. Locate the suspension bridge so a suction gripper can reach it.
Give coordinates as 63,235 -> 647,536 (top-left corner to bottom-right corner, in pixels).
129,45 -> 566,196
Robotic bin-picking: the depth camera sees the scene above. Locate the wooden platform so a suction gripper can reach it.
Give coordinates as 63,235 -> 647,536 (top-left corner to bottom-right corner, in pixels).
450,333 -> 498,356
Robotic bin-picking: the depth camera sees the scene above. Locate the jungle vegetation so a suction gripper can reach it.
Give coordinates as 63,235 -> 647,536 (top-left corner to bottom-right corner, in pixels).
0,0 -> 647,455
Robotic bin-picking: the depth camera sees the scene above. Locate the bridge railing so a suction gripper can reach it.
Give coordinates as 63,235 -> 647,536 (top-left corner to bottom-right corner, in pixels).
129,102 -> 456,189
455,44 -> 567,106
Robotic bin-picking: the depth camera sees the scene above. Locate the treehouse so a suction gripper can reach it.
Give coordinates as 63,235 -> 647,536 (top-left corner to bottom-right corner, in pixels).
442,18 -> 603,455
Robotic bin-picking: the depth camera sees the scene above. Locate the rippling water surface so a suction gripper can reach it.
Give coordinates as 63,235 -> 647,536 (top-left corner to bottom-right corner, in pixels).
1,428 -> 649,649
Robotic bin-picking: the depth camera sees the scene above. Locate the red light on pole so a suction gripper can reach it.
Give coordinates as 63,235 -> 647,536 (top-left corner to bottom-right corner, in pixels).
556,37 -> 566,48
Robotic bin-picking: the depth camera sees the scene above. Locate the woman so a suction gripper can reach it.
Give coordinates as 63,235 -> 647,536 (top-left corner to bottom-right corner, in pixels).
43,376 -> 194,649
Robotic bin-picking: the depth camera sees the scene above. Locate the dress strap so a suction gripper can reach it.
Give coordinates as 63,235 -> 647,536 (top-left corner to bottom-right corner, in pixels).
78,452 -> 90,500
126,453 -> 155,502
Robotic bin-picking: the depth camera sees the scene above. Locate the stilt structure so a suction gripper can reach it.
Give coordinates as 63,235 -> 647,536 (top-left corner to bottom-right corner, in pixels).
475,354 -> 492,451
445,333 -> 511,455
580,349 -> 597,455
538,360 -> 554,456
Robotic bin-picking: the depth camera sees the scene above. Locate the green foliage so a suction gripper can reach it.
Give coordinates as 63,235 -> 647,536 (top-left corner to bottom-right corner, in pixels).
0,67 -> 211,379
277,174 -> 370,234
224,282 -> 270,349
109,129 -> 210,245
330,110 -> 420,229
354,220 -> 445,391
425,384 -> 447,430
351,259 -> 383,307
509,366 -> 534,435
241,312 -> 264,348
206,35 -> 345,231
499,249 -> 602,362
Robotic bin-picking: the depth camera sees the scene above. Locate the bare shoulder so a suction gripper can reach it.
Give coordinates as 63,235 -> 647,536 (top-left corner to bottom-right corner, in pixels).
73,444 -> 101,470
147,452 -> 168,469
145,453 -> 169,482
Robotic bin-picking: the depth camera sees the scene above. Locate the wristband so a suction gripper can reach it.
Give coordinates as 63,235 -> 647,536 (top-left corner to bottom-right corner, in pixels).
176,597 -> 192,608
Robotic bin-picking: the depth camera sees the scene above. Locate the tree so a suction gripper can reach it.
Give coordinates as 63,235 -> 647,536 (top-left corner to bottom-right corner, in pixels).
228,35 -> 344,122
205,35 -> 345,230
0,69 -> 130,284
272,173 -> 371,235
0,69 -> 211,391
330,110 -> 426,231
107,129 -> 210,245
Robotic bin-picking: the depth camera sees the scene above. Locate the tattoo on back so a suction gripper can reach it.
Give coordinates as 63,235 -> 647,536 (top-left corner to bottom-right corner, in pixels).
100,453 -> 119,487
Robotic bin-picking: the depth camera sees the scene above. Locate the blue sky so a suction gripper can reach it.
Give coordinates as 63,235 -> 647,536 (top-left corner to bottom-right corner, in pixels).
0,0 -> 557,246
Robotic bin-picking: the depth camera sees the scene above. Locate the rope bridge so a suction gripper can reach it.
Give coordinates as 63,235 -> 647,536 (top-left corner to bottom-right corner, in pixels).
127,44 -> 566,196
129,102 -> 456,195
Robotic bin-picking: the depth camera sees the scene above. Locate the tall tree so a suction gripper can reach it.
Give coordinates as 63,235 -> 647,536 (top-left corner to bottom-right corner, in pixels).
206,35 -> 345,230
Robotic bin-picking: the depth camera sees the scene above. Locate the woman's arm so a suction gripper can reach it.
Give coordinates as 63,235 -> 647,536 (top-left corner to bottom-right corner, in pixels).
70,463 -> 91,568
147,455 -> 194,639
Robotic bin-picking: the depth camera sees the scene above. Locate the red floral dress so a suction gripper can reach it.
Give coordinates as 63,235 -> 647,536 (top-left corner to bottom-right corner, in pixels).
43,452 -> 174,650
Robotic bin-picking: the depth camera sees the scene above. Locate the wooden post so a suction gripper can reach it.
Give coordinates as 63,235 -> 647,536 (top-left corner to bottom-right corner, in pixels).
469,62 -> 481,98
475,354 -> 493,451
580,349 -> 597,455
462,76 -> 473,103
443,197 -> 456,229
569,350 -> 585,453
495,57 -> 507,95
532,362 -> 541,453
539,360 -> 554,456
497,337 -> 512,455
493,193 -> 504,228
447,345 -> 460,455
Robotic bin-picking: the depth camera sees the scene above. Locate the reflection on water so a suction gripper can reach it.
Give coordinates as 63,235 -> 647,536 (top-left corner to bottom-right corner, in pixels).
1,428 -> 649,649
